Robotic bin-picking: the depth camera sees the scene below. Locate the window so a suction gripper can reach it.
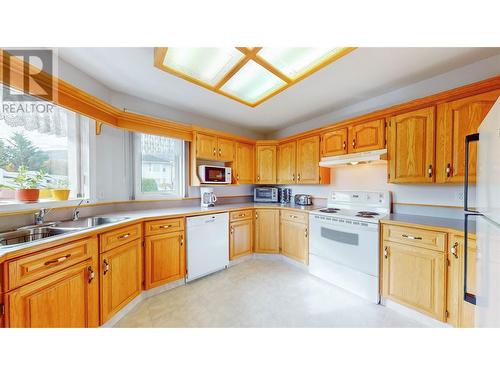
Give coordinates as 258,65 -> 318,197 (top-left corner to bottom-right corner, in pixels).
0,85 -> 90,203
133,133 -> 185,199
154,47 -> 355,106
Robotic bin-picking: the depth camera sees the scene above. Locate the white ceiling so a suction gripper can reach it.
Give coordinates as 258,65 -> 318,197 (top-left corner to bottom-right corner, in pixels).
58,47 -> 500,134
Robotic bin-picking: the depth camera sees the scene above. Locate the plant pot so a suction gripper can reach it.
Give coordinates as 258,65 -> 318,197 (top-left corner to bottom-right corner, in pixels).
51,189 -> 71,201
39,188 -> 52,199
15,189 -> 40,203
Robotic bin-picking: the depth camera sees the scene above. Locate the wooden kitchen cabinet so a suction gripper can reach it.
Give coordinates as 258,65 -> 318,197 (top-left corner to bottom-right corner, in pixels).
217,137 -> 235,162
145,231 -> 185,289
230,219 -> 254,260
196,133 -> 218,160
382,239 -> 446,321
436,90 -> 500,183
277,140 -> 297,184
100,238 -> 142,323
6,258 -> 99,328
321,128 -> 348,157
280,212 -> 309,264
0,293 -> 4,328
296,135 -> 321,184
254,209 -> 280,253
235,142 -> 254,184
388,106 -> 436,183
348,119 -> 386,153
447,235 -> 476,327
256,145 -> 277,184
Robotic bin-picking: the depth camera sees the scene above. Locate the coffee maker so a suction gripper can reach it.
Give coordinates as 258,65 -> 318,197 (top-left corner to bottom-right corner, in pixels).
200,187 -> 217,208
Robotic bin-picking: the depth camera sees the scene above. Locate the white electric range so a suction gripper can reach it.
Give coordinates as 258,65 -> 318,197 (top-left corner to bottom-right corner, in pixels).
309,190 -> 391,303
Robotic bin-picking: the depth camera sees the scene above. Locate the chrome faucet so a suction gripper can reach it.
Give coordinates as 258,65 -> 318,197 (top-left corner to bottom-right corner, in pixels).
34,208 -> 48,225
72,199 -> 89,221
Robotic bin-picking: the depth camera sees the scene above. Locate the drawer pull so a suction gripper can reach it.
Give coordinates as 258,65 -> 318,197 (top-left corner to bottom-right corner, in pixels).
239,214 -> 246,217
103,259 -> 110,275
450,242 -> 459,258
402,234 -> 422,240
290,215 -> 299,219
44,254 -> 71,266
118,233 -> 130,240
88,266 -> 95,283
159,225 -> 171,229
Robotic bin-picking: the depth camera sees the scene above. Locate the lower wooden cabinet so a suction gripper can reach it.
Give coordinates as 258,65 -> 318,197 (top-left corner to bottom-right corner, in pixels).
447,235 -> 476,327
0,293 -> 4,328
254,209 -> 280,253
100,238 -> 142,324
382,240 -> 446,321
230,219 -> 254,260
145,231 -> 185,289
280,216 -> 308,264
6,258 -> 99,328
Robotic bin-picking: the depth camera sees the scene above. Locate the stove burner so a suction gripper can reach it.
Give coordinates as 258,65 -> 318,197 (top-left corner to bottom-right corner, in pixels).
357,211 -> 379,216
319,208 -> 341,213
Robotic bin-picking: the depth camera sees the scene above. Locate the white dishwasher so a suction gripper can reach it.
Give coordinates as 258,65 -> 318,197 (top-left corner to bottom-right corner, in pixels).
186,212 -> 229,282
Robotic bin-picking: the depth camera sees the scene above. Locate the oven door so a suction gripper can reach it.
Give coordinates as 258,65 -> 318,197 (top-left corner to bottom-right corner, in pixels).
200,166 -> 227,183
309,215 -> 379,276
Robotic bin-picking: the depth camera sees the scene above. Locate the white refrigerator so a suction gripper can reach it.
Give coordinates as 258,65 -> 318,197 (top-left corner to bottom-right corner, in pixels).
470,97 -> 500,327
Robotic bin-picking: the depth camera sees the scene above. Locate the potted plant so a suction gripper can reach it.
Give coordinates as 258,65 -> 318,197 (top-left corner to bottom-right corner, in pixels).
50,178 -> 71,201
1,166 -> 47,203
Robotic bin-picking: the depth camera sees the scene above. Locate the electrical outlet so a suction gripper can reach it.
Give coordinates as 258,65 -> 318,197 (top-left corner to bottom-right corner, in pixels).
456,191 -> 464,202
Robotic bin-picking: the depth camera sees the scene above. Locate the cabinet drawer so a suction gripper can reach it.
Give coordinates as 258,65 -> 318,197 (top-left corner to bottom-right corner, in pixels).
6,237 -> 97,291
100,223 -> 142,253
383,225 -> 446,252
145,217 -> 184,236
230,209 -> 253,222
280,210 -> 308,224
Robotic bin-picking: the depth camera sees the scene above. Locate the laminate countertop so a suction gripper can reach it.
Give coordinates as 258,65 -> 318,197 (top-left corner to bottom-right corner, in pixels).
0,202 -> 322,260
381,213 -> 475,236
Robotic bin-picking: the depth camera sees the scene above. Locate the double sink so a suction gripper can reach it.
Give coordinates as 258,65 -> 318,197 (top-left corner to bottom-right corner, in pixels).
0,216 -> 130,248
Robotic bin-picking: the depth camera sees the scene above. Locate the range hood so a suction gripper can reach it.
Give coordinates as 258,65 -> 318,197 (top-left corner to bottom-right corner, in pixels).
319,149 -> 387,167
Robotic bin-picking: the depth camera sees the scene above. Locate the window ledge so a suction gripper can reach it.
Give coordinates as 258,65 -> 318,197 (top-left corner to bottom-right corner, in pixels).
0,199 -> 91,214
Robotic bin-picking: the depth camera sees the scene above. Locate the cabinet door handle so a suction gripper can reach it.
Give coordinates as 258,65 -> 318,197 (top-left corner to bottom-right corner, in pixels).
305,228 -> 308,238
255,213 -> 258,220
213,147 -> 216,155
103,259 -> 110,275
180,235 -> 184,246
292,173 -> 295,181
384,246 -> 388,259
44,254 -> 71,266
257,175 -> 260,182
297,174 -> 301,181
450,242 -> 459,258
446,163 -> 452,177
230,226 -> 234,235
118,233 -> 130,240
343,141 -> 346,150
88,266 -> 95,283
402,234 -> 422,240
352,139 -> 356,149
428,164 -> 433,178
219,148 -> 222,156
237,174 -> 240,181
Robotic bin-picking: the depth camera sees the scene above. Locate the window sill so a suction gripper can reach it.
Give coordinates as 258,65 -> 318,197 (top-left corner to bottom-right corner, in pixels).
0,199 -> 91,214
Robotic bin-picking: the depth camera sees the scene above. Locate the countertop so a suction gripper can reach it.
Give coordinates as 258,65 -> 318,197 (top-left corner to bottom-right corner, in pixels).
0,202 -> 322,260
381,213 -> 475,235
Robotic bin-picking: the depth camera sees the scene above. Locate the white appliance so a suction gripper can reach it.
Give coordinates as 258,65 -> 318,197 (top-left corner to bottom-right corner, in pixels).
186,213 -> 229,282
200,187 -> 217,208
198,165 -> 232,184
309,190 -> 391,303
467,98 -> 500,327
319,149 -> 387,167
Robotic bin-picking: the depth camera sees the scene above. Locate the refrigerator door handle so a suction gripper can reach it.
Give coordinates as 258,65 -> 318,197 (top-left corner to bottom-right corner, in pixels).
463,133 -> 480,305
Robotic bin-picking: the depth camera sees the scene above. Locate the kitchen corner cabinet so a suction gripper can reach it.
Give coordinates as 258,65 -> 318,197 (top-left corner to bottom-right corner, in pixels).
100,238 -> 142,324
230,212 -> 254,260
388,106 -> 436,183
447,235 -> 476,328
6,258 -> 99,328
195,133 -> 235,162
348,119 -> 386,153
235,142 -> 255,184
436,90 -> 500,184
256,145 -> 277,184
254,209 -> 280,253
381,224 -> 446,321
280,211 -> 309,264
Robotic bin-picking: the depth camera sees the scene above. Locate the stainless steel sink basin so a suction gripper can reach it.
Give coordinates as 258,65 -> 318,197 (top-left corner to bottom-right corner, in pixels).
0,216 -> 130,248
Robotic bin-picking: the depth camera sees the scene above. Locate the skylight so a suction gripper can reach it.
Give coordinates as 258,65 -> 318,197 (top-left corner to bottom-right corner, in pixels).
154,47 -> 355,107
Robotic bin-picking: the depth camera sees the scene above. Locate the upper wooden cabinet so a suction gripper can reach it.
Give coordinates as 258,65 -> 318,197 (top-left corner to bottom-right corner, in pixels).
348,119 -> 386,153
321,128 -> 348,157
235,142 -> 254,184
388,106 -> 436,183
277,141 -> 297,184
195,133 -> 235,162
447,235 -> 476,328
436,90 -> 500,183
256,145 -> 277,184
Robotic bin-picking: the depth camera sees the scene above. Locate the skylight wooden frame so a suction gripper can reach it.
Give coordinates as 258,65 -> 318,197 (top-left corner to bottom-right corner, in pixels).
154,47 -> 356,107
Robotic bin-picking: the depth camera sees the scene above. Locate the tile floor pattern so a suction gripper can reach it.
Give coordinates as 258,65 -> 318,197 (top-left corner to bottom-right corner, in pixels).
114,258 -> 427,328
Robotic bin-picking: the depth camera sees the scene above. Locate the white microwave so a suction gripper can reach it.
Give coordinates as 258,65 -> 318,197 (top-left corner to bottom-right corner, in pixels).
198,165 -> 232,184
